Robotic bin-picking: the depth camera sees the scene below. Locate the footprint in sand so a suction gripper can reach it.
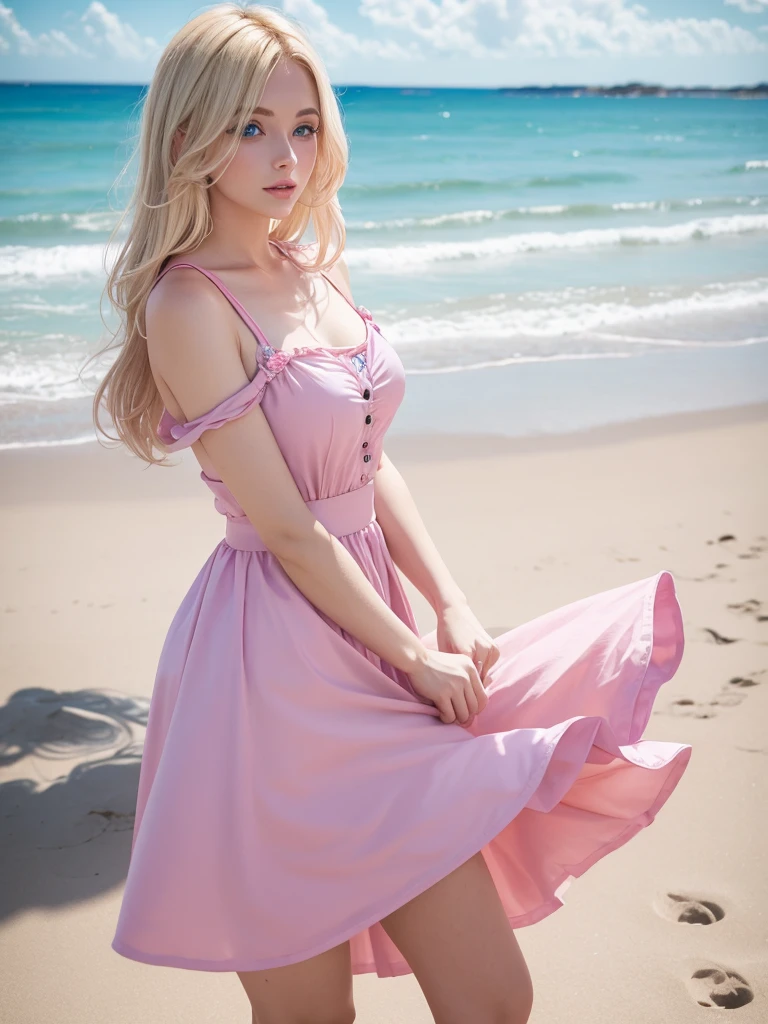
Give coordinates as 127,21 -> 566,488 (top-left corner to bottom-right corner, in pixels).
727,598 -> 768,623
663,697 -> 719,719
656,892 -> 724,925
701,533 -> 766,574
686,964 -> 754,1009
728,533 -> 766,561
738,545 -> 765,560
728,673 -> 763,688
660,672 -> 763,719
701,626 -> 739,644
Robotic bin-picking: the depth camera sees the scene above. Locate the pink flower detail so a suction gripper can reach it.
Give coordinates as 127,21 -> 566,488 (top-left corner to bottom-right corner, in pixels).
265,349 -> 291,372
357,305 -> 382,333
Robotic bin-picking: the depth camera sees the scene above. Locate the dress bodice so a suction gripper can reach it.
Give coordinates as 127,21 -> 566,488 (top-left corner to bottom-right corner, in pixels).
152,245 -> 406,525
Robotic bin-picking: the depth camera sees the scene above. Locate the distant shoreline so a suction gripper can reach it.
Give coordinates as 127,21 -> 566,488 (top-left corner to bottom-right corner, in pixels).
1,81 -> 766,98
495,83 -> 768,99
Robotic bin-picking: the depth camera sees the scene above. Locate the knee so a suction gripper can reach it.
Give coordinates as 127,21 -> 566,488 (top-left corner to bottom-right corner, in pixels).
440,981 -> 533,1024
300,1008 -> 355,1024
493,976 -> 534,1024
260,1005 -> 354,1024
333,1013 -> 356,1024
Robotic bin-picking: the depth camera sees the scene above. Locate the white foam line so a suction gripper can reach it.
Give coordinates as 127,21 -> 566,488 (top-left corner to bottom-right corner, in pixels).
4,212 -> 768,279
348,214 -> 768,270
405,351 -> 636,375
589,332 -> 768,348
403,335 -> 768,374
0,433 -> 99,451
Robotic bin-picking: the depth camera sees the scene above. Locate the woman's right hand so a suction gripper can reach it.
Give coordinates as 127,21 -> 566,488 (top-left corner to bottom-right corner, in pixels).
408,649 -> 489,726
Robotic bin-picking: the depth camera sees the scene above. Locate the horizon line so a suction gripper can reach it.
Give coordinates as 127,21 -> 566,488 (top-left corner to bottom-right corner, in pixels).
0,79 -> 767,92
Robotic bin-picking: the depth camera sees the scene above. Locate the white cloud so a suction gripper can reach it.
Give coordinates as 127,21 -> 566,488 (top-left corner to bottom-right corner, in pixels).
80,2 -> 160,61
358,0 -> 767,58
513,0 -> 766,58
358,0 -> 504,55
724,0 -> 768,13
284,0 -> 421,62
0,2 -> 87,56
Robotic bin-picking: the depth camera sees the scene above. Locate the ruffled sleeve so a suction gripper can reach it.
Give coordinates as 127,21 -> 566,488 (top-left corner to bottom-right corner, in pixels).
157,370 -> 270,453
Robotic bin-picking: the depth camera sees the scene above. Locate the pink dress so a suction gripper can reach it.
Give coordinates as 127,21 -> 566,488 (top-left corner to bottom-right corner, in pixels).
111,240 -> 692,977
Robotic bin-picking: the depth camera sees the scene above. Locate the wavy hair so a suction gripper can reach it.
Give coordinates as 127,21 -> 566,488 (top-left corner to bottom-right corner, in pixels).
87,2 -> 349,464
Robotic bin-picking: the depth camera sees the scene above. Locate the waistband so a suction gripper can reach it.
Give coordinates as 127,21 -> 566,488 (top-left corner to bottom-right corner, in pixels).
224,480 -> 376,552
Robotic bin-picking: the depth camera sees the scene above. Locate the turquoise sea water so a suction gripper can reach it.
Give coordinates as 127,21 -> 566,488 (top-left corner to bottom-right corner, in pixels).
0,82 -> 766,448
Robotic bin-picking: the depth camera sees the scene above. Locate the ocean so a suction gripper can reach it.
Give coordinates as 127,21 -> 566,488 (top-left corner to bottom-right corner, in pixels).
1,81 -> 766,449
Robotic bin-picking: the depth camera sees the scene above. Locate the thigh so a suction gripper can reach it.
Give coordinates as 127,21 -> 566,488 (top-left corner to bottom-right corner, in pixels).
379,851 -> 533,1024
236,939 -> 355,1024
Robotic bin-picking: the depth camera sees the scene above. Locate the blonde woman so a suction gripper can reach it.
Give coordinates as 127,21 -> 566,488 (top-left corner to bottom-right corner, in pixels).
101,5 -> 691,1022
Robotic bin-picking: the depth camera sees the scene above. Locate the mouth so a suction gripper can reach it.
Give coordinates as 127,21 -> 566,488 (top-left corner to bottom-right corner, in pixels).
263,184 -> 297,198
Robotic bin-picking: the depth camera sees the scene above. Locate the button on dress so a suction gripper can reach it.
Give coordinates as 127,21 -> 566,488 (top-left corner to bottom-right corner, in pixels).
111,241 -> 692,977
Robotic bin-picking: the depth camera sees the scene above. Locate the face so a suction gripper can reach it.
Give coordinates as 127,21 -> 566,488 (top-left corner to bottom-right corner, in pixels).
209,58 -> 321,216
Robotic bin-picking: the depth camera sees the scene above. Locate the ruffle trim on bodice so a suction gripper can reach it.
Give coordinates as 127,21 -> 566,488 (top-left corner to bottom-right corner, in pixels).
156,307 -> 382,455
259,306 -> 380,370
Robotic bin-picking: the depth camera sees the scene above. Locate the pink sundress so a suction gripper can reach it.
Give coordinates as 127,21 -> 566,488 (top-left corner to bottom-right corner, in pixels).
111,239 -> 692,977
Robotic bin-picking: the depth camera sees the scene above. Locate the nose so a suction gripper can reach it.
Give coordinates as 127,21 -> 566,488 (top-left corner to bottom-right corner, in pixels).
273,136 -> 299,170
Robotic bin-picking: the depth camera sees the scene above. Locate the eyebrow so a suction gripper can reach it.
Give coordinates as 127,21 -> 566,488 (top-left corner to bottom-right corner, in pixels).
251,106 -> 320,117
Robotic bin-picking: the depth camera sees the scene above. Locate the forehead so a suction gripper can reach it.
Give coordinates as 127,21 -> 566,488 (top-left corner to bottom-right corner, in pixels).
256,59 -> 319,111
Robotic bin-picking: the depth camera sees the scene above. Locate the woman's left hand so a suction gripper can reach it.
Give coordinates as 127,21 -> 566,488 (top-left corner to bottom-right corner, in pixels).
435,603 -> 500,725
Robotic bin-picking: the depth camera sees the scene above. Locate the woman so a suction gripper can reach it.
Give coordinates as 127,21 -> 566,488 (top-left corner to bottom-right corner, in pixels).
98,5 -> 692,1023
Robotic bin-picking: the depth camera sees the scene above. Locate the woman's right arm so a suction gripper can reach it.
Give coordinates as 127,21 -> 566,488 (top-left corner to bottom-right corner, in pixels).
146,272 -> 487,725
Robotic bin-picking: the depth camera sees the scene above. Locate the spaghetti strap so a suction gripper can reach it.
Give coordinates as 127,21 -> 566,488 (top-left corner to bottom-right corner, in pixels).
153,260 -> 271,351
153,240 -> 372,356
318,263 -> 365,317
272,236 -> 369,322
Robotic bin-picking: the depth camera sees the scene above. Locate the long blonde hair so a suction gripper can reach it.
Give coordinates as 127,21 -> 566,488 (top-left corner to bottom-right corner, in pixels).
88,2 -> 349,465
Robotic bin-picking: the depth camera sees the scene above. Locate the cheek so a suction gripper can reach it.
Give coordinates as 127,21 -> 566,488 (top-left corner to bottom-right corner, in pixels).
299,138 -> 319,170
215,145 -> 261,192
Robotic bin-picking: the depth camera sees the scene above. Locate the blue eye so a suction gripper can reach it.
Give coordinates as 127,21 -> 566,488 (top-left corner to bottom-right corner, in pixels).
238,121 -> 319,139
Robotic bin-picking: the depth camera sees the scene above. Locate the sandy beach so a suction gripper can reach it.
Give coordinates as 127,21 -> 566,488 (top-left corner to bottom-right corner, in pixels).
1,401 -> 766,1022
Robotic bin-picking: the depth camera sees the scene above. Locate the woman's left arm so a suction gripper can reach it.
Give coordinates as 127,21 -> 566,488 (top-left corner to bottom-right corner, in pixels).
329,252 -> 500,684
373,451 -> 500,683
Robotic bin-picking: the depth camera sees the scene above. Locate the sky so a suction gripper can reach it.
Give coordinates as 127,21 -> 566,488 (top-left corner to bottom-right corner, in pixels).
0,0 -> 766,88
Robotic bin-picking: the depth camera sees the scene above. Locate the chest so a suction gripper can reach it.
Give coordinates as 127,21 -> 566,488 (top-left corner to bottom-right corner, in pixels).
190,332 -> 406,482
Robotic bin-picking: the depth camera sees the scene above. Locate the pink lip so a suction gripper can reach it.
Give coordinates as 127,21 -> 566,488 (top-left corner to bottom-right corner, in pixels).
264,181 -> 296,196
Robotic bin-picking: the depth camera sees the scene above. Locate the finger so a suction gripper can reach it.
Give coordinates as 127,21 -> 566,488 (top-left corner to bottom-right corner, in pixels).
470,669 -> 489,713
452,688 -> 471,725
469,656 -> 484,691
477,643 -> 499,683
435,696 -> 456,725
468,656 -> 488,711
477,645 -> 497,684
463,678 -> 479,717
488,643 -> 501,671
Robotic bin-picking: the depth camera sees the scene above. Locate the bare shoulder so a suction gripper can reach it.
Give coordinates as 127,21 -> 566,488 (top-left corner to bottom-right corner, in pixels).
145,266 -> 250,424
146,266 -> 233,350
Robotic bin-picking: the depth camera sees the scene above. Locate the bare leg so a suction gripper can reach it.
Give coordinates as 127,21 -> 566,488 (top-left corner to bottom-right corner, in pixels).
236,939 -> 355,1024
380,851 -> 534,1024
